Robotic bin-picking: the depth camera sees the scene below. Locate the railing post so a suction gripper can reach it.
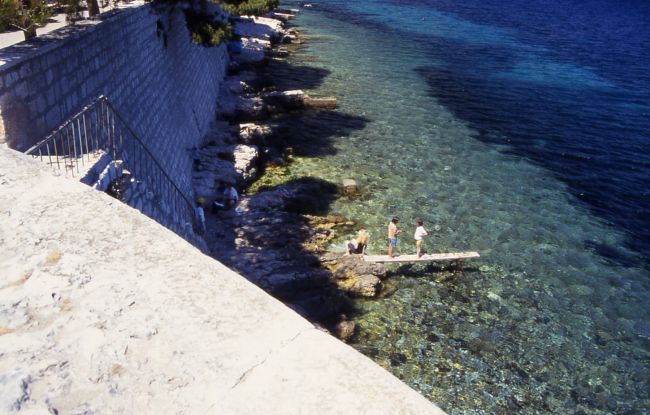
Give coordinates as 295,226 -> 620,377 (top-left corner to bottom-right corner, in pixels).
81,115 -> 90,163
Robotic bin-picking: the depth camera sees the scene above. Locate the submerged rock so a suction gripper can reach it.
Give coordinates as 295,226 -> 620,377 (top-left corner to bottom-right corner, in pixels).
303,96 -> 337,109
334,320 -> 356,341
342,178 -> 358,195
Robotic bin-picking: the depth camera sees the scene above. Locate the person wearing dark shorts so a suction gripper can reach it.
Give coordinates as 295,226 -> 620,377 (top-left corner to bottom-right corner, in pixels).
387,216 -> 400,257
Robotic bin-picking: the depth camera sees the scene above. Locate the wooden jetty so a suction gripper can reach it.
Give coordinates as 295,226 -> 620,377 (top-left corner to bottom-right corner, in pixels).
363,251 -> 480,263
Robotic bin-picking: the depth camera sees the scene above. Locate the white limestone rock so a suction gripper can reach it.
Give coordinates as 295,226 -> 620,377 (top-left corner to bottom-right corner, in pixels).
262,89 -> 305,110
234,16 -> 284,41
239,123 -> 272,144
269,12 -> 294,22
0,369 -> 31,413
233,144 -> 259,181
234,37 -> 271,64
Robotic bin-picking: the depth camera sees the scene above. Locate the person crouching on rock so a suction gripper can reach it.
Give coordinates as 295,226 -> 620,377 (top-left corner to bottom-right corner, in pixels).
356,228 -> 369,254
215,182 -> 239,209
347,228 -> 369,255
212,181 -> 239,212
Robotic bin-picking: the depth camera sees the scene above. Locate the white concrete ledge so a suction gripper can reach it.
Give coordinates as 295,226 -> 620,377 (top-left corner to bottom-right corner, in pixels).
0,147 -> 446,414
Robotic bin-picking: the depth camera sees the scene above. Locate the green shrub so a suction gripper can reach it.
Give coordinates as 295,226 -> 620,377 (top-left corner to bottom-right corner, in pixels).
220,0 -> 278,16
0,0 -> 51,39
0,0 -> 19,31
185,10 -> 232,47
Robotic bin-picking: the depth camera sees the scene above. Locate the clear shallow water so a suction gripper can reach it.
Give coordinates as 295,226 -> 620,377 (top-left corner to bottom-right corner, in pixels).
264,0 -> 650,413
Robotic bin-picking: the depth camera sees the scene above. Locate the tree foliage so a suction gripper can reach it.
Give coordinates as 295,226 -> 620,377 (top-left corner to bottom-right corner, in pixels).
185,9 -> 231,47
219,0 -> 278,16
0,0 -> 275,43
0,0 -> 51,39
0,0 -> 101,40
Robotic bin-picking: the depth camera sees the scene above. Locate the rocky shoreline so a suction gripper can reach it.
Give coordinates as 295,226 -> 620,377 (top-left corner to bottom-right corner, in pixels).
193,9 -> 388,340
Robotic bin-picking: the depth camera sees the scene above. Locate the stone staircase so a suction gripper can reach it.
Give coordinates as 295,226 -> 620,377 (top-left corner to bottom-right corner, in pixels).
25,95 -> 207,251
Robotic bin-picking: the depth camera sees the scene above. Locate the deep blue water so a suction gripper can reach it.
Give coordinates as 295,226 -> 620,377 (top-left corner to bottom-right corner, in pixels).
271,0 -> 650,413
315,0 -> 650,265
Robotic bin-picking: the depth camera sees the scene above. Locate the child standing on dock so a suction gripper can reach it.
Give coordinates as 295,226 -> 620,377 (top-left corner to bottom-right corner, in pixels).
387,216 -> 400,257
414,218 -> 428,257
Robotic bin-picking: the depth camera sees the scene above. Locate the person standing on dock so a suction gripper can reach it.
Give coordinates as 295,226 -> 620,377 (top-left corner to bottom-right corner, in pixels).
387,216 -> 401,257
414,218 -> 428,257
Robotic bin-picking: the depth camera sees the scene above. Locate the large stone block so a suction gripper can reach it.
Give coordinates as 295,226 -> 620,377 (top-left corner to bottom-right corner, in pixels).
3,71 -> 19,88
18,63 -> 32,78
30,95 -> 47,114
13,81 -> 29,99
44,106 -> 61,130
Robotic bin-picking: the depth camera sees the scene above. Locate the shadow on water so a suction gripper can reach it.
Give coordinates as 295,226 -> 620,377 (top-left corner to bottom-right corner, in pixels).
271,110 -> 370,158
205,56 -> 371,330
415,63 -> 650,267
263,59 -> 332,90
207,176 -> 357,330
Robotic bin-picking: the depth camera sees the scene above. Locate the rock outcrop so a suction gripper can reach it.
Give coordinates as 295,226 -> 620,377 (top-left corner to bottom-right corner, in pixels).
233,144 -> 259,181
319,253 -> 386,297
200,177 -> 368,336
193,12 -> 375,338
239,122 -> 273,144
218,89 -> 337,121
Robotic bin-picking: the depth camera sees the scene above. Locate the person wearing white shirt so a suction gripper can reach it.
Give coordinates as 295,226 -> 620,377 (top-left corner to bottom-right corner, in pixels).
223,183 -> 239,208
414,218 -> 428,257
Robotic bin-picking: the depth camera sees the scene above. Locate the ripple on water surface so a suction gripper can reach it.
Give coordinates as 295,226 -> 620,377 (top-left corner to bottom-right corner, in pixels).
262,2 -> 650,413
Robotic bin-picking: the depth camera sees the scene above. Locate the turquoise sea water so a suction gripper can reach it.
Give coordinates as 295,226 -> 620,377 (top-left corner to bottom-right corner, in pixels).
264,1 -> 650,413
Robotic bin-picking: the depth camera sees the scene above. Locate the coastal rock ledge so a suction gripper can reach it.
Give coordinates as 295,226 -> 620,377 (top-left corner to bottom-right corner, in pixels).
0,148 -> 446,414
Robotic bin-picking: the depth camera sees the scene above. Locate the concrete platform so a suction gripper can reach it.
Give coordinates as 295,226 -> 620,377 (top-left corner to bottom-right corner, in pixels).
364,252 -> 480,263
0,147 -> 447,414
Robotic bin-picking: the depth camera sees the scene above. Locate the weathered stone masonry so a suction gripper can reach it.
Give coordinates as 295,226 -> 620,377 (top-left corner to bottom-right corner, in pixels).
0,4 -> 229,203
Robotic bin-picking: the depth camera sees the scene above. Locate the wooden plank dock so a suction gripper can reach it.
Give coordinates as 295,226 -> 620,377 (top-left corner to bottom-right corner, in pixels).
363,251 -> 480,263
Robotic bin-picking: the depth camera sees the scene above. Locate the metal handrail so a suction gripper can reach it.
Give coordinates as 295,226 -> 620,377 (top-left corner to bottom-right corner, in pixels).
26,95 -> 196,234
103,99 -> 194,210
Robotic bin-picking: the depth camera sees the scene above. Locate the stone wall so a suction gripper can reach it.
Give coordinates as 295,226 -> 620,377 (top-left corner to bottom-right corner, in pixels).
0,3 -> 229,202
0,3 -> 229,250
